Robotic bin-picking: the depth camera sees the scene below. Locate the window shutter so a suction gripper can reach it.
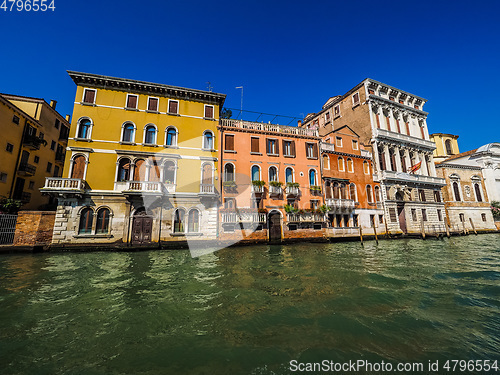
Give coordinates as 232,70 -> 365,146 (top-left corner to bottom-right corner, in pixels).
266,139 -> 270,154
148,98 -> 158,111
169,101 -> 178,114
291,141 -> 296,157
282,140 -> 286,155
84,90 -> 95,103
376,114 -> 381,129
275,140 -> 279,155
205,106 -> 214,118
251,137 -> 259,153
225,134 -> 234,151
313,143 -> 318,158
127,95 -> 137,108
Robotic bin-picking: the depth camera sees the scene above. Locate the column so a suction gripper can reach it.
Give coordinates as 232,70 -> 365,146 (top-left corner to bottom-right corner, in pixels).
384,144 -> 391,172
373,141 -> 381,173
420,152 -> 429,176
414,153 -> 421,175
405,149 -> 412,173
428,154 -> 437,176
394,145 -> 402,172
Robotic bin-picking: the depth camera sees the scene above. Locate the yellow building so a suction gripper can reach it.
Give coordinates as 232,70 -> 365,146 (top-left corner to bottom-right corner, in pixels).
42,71 -> 225,247
0,94 -> 70,210
430,133 -> 459,163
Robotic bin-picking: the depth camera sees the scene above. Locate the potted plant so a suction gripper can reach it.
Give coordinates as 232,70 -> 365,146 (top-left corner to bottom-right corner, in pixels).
284,204 -> 298,213
252,180 -> 266,187
286,182 -> 299,188
318,204 -> 328,214
222,181 -> 236,187
269,181 -> 283,187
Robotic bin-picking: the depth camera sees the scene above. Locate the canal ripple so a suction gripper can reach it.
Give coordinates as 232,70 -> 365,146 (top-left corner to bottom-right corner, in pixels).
0,234 -> 499,374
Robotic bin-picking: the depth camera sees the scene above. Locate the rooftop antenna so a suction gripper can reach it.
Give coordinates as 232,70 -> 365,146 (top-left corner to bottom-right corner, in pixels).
206,81 -> 213,92
235,86 -> 243,119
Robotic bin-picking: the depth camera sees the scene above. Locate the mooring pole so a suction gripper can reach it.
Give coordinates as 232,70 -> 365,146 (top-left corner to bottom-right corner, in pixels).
469,217 -> 477,235
359,225 -> 363,245
421,220 -> 426,239
372,217 -> 378,244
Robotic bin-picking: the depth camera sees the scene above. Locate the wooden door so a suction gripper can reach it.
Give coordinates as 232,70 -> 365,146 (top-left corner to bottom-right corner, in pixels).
397,204 -> 407,234
132,213 -> 153,244
202,163 -> 212,184
71,155 -> 85,179
268,212 -> 281,242
134,159 -> 146,181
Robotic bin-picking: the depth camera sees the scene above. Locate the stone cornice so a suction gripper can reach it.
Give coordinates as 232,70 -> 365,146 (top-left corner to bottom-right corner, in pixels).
368,96 -> 428,117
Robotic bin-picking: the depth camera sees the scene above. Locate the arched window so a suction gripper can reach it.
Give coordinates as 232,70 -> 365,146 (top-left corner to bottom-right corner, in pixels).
188,209 -> 199,233
224,163 -> 234,182
173,209 -> 185,233
340,183 -> 346,199
325,181 -> 332,199
117,158 -> 131,181
350,183 -> 357,201
474,183 -> 483,202
144,125 -> 156,144
338,157 -> 345,171
203,131 -> 214,149
269,166 -> 278,182
389,149 -> 396,171
285,167 -> 294,183
366,185 -> 373,203
163,160 -> 176,184
453,181 -> 461,201
202,163 -> 213,185
77,118 -> 91,139
78,207 -> 93,234
122,123 -> 135,143
347,158 -> 354,173
309,169 -> 317,186
166,127 -> 177,146
333,182 -> 340,199
71,155 -> 86,179
374,186 -> 381,202
378,149 -> 386,171
150,159 -> 161,182
323,154 -> 330,169
96,208 -> 110,234
363,161 -> 370,175
445,139 -> 453,155
251,165 -> 260,182
133,159 -> 146,181
400,150 -> 407,172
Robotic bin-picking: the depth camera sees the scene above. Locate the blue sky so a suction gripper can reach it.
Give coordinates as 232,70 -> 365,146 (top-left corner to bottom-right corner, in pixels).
0,0 -> 499,151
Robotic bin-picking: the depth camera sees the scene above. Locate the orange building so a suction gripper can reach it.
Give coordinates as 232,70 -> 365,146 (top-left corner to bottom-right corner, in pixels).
320,126 -> 384,233
218,119 -> 324,243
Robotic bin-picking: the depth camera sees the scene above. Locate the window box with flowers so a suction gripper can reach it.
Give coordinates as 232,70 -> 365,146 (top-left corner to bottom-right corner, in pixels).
310,185 -> 322,195
269,181 -> 283,196
491,201 -> 500,221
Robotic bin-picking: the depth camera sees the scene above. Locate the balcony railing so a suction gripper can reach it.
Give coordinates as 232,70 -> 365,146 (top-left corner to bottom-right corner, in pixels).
221,212 -> 267,224
325,198 -> 355,211
251,184 -> 265,194
42,177 -> 85,191
380,170 -> 446,186
285,185 -> 299,197
269,185 -> 282,196
200,184 -> 215,194
125,181 -> 163,193
320,142 -> 335,152
22,134 -> 44,150
220,118 -> 318,137
375,128 -> 436,151
18,163 -> 36,175
287,213 -> 326,222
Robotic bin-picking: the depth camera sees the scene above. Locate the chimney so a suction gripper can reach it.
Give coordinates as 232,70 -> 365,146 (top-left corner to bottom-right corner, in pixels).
297,120 -> 302,128
65,114 -> 71,122
50,100 -> 57,109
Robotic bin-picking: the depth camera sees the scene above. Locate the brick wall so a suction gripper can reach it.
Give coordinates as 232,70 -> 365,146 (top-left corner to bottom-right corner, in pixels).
13,211 -> 56,246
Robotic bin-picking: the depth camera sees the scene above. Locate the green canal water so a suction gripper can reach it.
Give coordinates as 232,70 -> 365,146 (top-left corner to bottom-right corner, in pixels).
1,235 -> 499,374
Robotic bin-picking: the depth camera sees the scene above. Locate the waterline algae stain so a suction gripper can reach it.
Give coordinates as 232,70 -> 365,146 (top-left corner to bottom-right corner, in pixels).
0,235 -> 499,374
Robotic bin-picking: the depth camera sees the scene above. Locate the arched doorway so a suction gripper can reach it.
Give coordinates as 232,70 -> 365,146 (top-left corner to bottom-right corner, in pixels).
131,208 -> 153,244
71,155 -> 86,179
268,211 -> 281,242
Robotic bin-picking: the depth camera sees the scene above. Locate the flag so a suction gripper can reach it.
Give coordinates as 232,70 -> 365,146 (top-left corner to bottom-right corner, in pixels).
409,161 -> 421,174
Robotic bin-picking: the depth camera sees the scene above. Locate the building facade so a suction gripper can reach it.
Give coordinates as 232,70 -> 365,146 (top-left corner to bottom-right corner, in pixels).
218,118 -> 324,243
430,133 -> 460,163
302,79 -> 447,235
0,94 -> 70,210
320,125 -> 384,233
42,71 -> 225,247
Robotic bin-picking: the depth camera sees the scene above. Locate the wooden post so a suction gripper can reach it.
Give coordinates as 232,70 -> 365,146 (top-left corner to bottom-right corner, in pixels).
384,215 -> 389,239
462,220 -> 467,235
359,225 -> 363,245
421,220 -> 426,239
372,217 -> 378,244
469,218 -> 477,235
445,223 -> 450,238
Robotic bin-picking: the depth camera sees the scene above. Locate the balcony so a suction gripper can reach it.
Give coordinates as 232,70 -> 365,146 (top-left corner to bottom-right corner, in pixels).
320,142 -> 335,152
251,183 -> 265,196
220,118 -> 318,137
41,177 -> 86,196
124,181 -> 163,195
269,185 -> 282,197
325,199 -> 355,211
22,134 -> 44,150
380,170 -> 446,186
375,128 -> 436,151
285,185 -> 300,197
18,163 -> 36,176
221,212 -> 267,224
287,213 -> 326,223
200,184 -> 216,194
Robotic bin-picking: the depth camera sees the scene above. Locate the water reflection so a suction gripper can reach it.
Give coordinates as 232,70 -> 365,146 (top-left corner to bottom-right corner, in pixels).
0,234 -> 499,374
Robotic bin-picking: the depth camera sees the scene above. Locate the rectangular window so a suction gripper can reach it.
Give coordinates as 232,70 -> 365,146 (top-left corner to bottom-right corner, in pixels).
434,191 -> 441,202
39,132 -> 44,140
437,209 -> 442,221
325,112 -> 330,122
168,100 -> 179,114
352,140 -> 358,150
421,209 -> 427,222
250,137 -> 260,153
411,209 -> 417,221
334,105 -> 340,117
55,119 -> 60,129
224,134 -> 234,151
224,198 -> 235,209
379,214 -> 384,224
82,88 -> 96,104
368,89 -> 375,95
306,143 -> 318,158
336,137 -> 342,147
204,105 -> 214,119
46,162 -> 52,173
353,214 -> 358,227
0,172 -> 7,183
389,96 -> 395,101
267,139 -> 278,155
389,208 -> 397,222
481,213 -> 487,222
34,156 -> 39,164
28,181 -> 35,190
50,140 -> 56,150
370,214 -> 375,227
352,92 -> 360,106
6,143 -> 13,153
126,94 -> 138,109
12,115 -> 20,124
459,213 -> 465,222
310,200 -> 319,210
419,189 -> 426,202
54,165 -> 60,177
148,97 -> 159,112
283,140 -> 295,157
